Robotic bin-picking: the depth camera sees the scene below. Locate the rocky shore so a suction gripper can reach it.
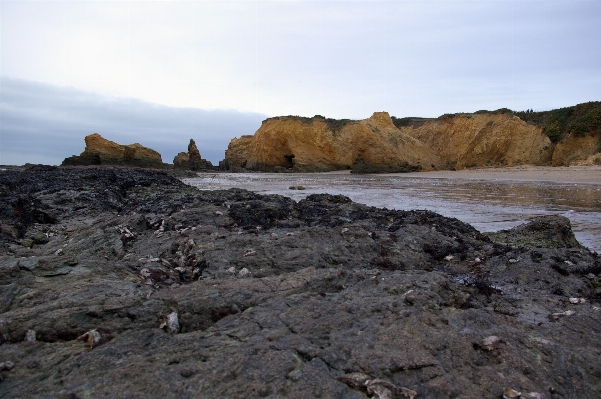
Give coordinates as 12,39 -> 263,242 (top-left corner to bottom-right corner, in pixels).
1,166 -> 600,398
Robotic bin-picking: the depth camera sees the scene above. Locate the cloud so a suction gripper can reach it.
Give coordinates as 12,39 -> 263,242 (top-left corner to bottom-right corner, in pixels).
2,1 -> 599,119
0,78 -> 268,166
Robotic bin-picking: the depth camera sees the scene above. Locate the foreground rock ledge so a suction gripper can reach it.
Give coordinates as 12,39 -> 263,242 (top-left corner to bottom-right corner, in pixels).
0,166 -> 600,398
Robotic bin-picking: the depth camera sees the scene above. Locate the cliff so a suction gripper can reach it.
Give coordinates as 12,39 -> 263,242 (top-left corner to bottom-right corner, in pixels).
222,102 -> 601,172
400,113 -> 553,170
223,112 -> 442,173
173,139 -> 214,171
221,135 -> 254,171
62,133 -> 165,168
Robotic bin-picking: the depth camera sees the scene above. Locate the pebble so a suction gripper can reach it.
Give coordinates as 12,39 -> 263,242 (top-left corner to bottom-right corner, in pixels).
20,238 -> 34,248
25,329 -> 37,342
503,387 -> 521,399
550,310 -> 575,320
444,255 -> 454,261
569,297 -> 586,304
160,312 -> 179,334
243,249 -> 256,257
239,268 -> 250,277
79,329 -> 102,348
479,335 -> 502,351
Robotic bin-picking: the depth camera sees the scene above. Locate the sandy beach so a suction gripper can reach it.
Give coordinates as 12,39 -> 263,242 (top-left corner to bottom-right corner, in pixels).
389,164 -> 601,184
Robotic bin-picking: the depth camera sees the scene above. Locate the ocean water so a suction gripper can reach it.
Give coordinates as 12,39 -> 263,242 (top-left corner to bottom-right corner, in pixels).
185,172 -> 601,253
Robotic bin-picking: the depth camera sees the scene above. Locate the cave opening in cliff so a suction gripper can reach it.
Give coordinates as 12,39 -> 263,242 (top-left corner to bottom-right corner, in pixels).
283,154 -> 295,168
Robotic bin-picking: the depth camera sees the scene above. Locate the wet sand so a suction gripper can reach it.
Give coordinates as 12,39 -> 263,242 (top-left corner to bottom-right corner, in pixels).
393,165 -> 601,184
185,166 -> 601,253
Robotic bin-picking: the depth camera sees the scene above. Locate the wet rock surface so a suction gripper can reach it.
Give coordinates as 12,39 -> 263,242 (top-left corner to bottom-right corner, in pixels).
0,166 -> 600,398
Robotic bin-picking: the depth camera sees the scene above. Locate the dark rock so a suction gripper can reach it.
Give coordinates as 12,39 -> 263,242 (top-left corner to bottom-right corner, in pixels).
32,231 -> 49,244
0,167 -> 600,398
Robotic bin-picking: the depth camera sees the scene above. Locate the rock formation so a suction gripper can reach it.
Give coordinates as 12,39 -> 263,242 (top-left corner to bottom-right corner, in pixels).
222,102 -> 601,172
551,132 -> 601,166
1,167 -> 600,398
223,112 -> 443,173
399,113 -> 554,170
62,133 -> 164,168
173,139 -> 213,171
220,135 -> 254,171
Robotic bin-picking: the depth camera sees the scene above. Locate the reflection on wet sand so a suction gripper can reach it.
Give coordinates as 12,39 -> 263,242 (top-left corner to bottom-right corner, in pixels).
185,173 -> 601,253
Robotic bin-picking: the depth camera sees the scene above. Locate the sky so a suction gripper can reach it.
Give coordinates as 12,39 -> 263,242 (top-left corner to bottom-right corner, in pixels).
1,0 -> 600,165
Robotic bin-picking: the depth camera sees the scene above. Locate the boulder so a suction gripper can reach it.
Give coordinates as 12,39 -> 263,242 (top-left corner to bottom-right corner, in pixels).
62,133 -> 165,168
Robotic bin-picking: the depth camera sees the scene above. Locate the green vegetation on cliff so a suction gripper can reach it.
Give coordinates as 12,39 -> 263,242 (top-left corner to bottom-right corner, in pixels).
514,101 -> 601,143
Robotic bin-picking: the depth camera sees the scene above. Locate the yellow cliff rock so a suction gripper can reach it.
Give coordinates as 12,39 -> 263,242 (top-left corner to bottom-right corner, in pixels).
401,113 -> 554,170
223,110 -> 600,172
62,133 -> 164,167
225,112 -> 442,173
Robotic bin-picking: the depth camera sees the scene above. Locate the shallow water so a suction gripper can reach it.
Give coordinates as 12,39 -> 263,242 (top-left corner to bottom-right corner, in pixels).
185,173 -> 601,253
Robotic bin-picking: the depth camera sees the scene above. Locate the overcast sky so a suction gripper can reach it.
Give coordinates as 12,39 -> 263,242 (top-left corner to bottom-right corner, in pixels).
1,1 -> 600,165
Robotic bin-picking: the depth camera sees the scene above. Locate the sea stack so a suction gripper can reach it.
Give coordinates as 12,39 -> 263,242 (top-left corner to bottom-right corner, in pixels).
173,139 -> 213,171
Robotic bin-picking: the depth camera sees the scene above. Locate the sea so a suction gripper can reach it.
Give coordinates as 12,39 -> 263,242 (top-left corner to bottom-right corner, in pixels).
184,172 -> 601,254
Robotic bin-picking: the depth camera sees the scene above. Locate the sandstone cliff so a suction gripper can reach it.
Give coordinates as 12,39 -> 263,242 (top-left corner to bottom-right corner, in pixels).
221,135 -> 254,172
223,112 -> 442,173
222,102 -> 601,172
62,133 -> 165,168
400,113 -> 554,170
173,139 -> 213,171
551,132 -> 601,166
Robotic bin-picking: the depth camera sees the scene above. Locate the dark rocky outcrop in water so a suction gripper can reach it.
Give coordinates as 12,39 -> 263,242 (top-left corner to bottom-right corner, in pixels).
0,166 -> 600,398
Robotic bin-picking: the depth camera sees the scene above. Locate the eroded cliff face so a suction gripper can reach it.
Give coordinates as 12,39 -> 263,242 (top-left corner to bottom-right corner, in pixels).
224,112 -> 442,173
223,111 -> 600,172
401,113 -> 554,170
552,132 -> 601,166
62,133 -> 164,168
222,135 -> 255,171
